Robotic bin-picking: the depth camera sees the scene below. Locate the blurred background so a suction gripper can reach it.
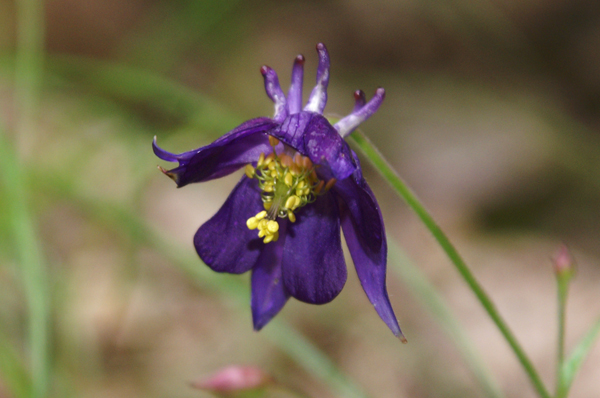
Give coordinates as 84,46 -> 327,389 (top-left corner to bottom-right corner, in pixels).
1,0 -> 600,397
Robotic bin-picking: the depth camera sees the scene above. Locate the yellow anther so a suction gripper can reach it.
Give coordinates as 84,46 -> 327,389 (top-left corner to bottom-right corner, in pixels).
267,220 -> 279,233
263,183 -> 273,192
325,178 -> 337,191
302,156 -> 313,170
280,154 -> 293,168
257,153 -> 265,167
296,180 -> 305,189
265,153 -> 275,165
288,211 -> 296,223
268,162 -> 276,170
246,217 -> 259,230
258,229 -> 266,238
247,211 -> 268,231
256,211 -> 267,220
263,231 -> 279,244
284,172 -> 293,187
263,201 -> 272,210
285,195 -> 300,210
245,164 -> 255,178
268,136 -> 280,147
270,169 -> 278,178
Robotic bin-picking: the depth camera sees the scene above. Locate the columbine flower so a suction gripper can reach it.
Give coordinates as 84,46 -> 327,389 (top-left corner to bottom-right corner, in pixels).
153,43 -> 404,340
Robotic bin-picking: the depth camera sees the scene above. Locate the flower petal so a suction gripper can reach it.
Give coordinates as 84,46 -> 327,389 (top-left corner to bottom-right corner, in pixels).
281,192 -> 347,304
153,117 -> 276,187
287,55 -> 305,114
334,88 -> 385,138
261,66 -> 288,123
194,176 -> 264,274
304,43 -> 330,114
335,154 -> 404,338
251,222 -> 290,330
272,112 -> 357,180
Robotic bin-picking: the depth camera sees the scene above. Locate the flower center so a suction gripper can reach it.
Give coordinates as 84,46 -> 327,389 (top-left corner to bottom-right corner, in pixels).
245,136 -> 336,243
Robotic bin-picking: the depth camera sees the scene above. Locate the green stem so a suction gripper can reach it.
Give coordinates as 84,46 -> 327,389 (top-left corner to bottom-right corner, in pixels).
349,131 -> 551,398
13,0 -> 49,396
0,129 -> 50,398
555,278 -> 569,394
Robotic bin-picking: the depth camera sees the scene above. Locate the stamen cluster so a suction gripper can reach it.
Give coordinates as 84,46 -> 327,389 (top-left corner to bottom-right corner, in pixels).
245,136 -> 335,243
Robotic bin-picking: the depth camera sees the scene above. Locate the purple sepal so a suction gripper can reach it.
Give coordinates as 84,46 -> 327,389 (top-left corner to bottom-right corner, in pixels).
287,55 -> 305,114
261,66 -> 288,123
334,153 -> 404,338
251,222 -> 290,330
194,176 -> 264,274
153,118 -> 276,187
304,43 -> 330,114
272,112 -> 357,180
334,88 -> 385,138
282,192 -> 347,304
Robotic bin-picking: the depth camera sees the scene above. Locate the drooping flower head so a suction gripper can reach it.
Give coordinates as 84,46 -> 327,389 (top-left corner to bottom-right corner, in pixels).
153,43 -> 405,341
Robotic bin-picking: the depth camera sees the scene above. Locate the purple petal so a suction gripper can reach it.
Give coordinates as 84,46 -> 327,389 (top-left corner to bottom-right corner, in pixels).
194,176 -> 264,274
272,112 -> 357,180
153,117 -> 276,187
287,55 -> 305,114
261,66 -> 288,123
281,192 -> 347,304
304,43 -> 330,114
334,88 -> 385,138
334,154 -> 404,338
251,221 -> 290,330
302,114 -> 357,180
352,90 -> 366,113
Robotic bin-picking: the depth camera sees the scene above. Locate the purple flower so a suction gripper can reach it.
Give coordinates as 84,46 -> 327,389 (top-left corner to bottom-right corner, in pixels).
153,43 -> 404,340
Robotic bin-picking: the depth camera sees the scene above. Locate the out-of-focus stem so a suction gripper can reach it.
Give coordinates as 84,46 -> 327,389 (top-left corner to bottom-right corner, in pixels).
349,130 -> 551,398
13,0 -> 50,396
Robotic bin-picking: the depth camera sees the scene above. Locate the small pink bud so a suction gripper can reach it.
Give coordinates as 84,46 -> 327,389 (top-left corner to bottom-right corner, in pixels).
553,244 -> 575,279
191,366 -> 273,396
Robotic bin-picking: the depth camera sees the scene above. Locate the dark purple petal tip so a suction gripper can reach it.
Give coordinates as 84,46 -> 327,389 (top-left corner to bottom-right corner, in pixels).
153,136 -> 178,163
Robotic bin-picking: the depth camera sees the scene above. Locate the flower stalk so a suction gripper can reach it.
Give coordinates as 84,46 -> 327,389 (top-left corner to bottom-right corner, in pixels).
348,130 -> 551,398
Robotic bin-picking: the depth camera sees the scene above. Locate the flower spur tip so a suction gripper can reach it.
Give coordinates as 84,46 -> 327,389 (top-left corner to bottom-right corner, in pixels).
294,54 -> 305,64
398,334 -> 408,344
260,65 -> 269,75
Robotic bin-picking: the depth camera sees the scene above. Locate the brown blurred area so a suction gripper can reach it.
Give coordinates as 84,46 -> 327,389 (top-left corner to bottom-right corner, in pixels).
2,0 -> 600,397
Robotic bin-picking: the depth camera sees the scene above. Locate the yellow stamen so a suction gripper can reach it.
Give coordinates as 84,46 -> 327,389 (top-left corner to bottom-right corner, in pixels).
267,220 -> 279,233
268,136 -> 280,147
285,195 -> 300,210
245,164 -> 255,178
287,211 -> 296,223
246,217 -> 259,230
257,153 -> 265,167
284,172 -> 293,187
256,211 -> 267,220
